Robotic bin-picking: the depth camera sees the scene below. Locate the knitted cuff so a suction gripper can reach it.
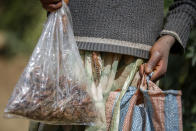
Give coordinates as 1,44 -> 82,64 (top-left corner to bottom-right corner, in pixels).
160,12 -> 195,53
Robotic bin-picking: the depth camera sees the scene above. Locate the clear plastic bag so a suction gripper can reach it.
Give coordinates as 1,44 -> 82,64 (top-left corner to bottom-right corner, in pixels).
4,1 -> 98,125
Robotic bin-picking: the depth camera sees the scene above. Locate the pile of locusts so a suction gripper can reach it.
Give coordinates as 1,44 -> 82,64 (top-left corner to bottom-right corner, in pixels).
6,65 -> 97,124
5,51 -> 123,125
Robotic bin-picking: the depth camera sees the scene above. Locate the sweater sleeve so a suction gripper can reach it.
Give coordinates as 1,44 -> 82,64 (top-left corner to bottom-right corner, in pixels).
160,0 -> 196,53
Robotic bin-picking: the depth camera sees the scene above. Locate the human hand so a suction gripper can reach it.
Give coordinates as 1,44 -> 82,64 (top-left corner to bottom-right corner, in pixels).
139,35 -> 175,81
40,0 -> 69,12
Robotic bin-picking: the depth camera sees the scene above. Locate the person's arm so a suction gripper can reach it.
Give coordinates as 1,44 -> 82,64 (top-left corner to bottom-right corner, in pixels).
140,0 -> 196,81
161,0 -> 196,51
40,0 -> 69,12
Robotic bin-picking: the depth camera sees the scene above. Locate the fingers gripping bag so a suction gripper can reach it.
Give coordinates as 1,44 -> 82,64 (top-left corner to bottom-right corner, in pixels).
4,1 -> 100,125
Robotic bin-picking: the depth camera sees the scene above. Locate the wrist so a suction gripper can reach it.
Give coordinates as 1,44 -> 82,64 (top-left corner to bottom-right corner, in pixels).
160,35 -> 176,49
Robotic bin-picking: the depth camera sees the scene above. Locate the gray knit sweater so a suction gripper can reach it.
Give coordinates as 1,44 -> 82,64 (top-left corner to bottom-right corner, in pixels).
69,0 -> 196,59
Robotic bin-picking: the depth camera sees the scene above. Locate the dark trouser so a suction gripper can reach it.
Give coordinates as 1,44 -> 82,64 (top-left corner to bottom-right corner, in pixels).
29,121 -> 85,131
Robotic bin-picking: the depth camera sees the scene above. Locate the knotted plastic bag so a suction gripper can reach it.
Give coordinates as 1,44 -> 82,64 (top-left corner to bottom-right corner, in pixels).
4,1 -> 98,125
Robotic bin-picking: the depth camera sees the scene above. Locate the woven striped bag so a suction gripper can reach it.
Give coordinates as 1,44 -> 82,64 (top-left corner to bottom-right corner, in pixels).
106,74 -> 182,131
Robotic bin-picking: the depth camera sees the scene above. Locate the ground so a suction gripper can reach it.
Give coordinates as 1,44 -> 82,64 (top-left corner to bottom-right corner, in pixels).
0,56 -> 29,131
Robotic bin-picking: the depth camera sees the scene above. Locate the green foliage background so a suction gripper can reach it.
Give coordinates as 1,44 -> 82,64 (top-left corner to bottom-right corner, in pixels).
0,0 -> 46,55
161,0 -> 196,130
0,0 -> 195,130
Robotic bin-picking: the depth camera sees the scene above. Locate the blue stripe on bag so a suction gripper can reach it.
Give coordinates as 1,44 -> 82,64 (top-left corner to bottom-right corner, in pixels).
131,105 -> 145,131
142,91 -> 155,131
164,90 -> 180,131
130,106 -> 152,131
119,86 -> 137,131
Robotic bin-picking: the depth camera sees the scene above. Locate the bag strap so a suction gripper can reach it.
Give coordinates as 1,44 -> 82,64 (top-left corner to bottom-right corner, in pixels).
146,72 -> 154,89
109,59 -> 143,131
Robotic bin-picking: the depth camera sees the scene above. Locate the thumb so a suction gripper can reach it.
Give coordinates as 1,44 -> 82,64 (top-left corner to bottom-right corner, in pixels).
64,0 -> 69,4
145,51 -> 161,74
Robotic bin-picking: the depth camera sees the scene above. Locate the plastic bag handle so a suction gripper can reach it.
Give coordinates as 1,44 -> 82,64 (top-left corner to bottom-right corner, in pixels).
145,72 -> 154,89
146,72 -> 154,83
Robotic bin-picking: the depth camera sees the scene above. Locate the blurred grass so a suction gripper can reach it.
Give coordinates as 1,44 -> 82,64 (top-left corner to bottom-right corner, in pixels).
0,1 -> 46,131
0,0 -> 46,56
